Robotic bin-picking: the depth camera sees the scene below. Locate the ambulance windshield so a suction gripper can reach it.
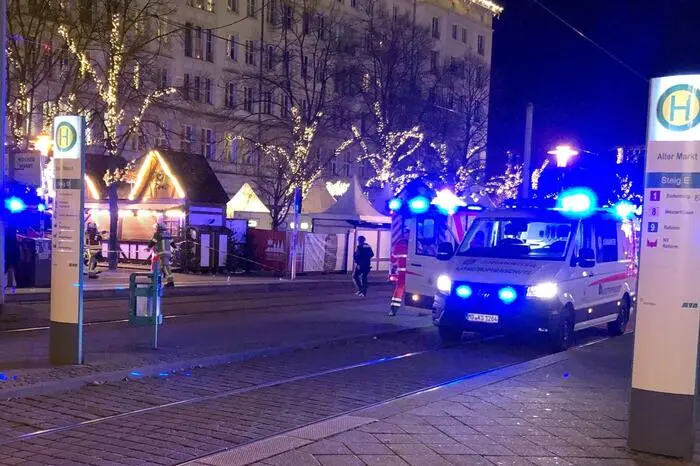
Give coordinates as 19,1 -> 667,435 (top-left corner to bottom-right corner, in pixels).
457,217 -> 576,261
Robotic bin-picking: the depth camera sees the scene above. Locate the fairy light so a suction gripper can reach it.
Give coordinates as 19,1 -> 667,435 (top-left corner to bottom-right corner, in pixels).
468,0 -> 503,15
153,150 -> 186,199
531,159 -> 549,192
128,153 -> 156,200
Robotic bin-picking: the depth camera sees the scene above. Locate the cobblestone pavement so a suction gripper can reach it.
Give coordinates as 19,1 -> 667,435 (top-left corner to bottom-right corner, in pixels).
0,315 -> 609,465
0,285 -> 426,392
193,334 -> 699,466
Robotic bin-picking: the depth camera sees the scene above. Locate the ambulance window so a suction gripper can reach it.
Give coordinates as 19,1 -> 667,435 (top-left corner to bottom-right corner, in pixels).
574,220 -> 594,258
596,220 -> 618,263
416,217 -> 438,256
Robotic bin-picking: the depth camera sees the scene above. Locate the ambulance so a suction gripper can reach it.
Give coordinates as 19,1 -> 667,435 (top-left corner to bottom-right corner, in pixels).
431,190 -> 638,351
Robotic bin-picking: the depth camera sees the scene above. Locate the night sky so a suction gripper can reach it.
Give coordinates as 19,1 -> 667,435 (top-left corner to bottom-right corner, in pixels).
487,0 -> 700,168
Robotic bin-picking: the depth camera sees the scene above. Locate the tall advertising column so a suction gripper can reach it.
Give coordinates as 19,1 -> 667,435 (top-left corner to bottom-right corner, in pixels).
49,116 -> 86,365
629,76 -> 700,459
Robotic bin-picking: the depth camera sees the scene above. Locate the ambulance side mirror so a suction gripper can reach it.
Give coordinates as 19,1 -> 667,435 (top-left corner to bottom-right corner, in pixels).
437,242 -> 454,261
577,248 -> 595,268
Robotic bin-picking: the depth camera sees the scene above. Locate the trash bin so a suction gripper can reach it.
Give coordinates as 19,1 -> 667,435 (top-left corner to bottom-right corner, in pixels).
16,237 -> 51,288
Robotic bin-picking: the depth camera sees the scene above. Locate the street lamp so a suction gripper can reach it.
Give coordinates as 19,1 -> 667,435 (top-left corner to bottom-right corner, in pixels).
34,134 -> 53,157
548,145 -> 579,168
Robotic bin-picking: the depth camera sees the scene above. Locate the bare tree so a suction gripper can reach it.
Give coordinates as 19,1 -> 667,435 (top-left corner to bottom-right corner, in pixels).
59,0 -> 178,268
224,0 -> 356,228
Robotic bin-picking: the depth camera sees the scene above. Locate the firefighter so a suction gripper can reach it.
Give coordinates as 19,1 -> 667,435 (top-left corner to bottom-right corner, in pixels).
148,223 -> 176,287
85,222 -> 103,279
388,237 -> 408,316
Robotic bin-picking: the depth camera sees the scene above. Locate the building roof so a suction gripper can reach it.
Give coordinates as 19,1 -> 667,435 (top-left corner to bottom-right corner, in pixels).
315,176 -> 390,224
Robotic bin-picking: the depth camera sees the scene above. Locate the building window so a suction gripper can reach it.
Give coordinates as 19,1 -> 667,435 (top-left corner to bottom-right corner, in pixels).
262,91 -> 272,114
157,121 -> 170,148
183,73 -> 191,100
243,86 -> 254,112
160,68 -> 169,88
302,12 -> 311,35
343,152 -> 351,176
228,35 -> 238,60
245,40 -> 256,65
204,78 -> 212,104
267,45 -> 274,69
181,124 -> 194,153
393,5 -> 398,19
431,17 -> 440,39
184,23 -> 193,57
477,34 -> 485,55
206,29 -> 213,62
451,24 -> 457,40
225,82 -> 236,107
330,156 -> 337,175
430,50 -> 439,72
282,4 -> 293,28
224,134 -> 239,163
350,0 -> 357,9
194,76 -> 201,101
228,0 -> 239,12
201,128 -> 214,158
280,94 -> 290,118
247,0 -> 257,17
461,27 -> 467,44
195,26 -> 203,59
266,0 -> 277,24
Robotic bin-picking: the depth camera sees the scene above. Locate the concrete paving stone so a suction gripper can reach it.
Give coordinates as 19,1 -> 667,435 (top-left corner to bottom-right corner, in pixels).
360,424 -> 406,435
399,454 -> 454,466
387,444 -> 435,455
345,443 -> 393,455
264,450 -> 323,466
314,455 -> 365,466
523,436 -> 574,447
375,434 -> 419,444
500,444 -> 552,457
331,431 -> 380,444
384,415 -> 430,426
441,455 -> 494,466
421,416 -> 465,427
484,457 -> 536,466
301,441 -> 353,456
577,447 -> 633,459
436,425 -> 481,437
456,415 -> 500,426
494,418 -> 534,427
544,446 -> 588,458
358,455 -> 411,465
466,444 -> 516,457
429,443 -> 477,455
526,458 -> 575,466
448,435 -> 500,446
413,434 -> 460,445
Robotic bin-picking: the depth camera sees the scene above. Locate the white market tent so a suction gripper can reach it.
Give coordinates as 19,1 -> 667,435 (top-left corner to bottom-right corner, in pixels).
226,182 -> 272,229
302,179 -> 337,214
312,176 -> 390,226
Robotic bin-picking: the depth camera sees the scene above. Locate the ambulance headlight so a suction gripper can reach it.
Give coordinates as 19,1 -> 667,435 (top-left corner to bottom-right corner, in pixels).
526,282 -> 559,300
436,275 -> 452,293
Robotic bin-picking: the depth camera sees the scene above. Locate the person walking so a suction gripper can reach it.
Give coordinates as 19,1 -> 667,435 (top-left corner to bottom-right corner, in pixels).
148,223 -> 176,287
85,222 -> 104,279
353,236 -> 374,297
4,223 -> 19,294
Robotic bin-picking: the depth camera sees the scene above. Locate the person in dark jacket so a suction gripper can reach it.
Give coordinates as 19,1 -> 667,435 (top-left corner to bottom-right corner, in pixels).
353,236 -> 374,297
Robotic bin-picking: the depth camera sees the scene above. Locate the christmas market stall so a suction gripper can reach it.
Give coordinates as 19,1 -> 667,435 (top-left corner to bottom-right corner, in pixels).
84,149 -> 230,272
226,182 -> 272,230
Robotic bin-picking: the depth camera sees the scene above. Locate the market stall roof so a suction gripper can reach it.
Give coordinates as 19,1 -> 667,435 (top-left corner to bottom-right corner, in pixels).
227,182 -> 270,214
302,179 -> 336,214
84,153 -> 130,200
129,150 -> 228,205
314,176 -> 390,224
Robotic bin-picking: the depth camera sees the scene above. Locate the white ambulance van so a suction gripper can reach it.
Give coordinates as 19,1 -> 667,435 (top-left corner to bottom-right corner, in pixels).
432,205 -> 637,351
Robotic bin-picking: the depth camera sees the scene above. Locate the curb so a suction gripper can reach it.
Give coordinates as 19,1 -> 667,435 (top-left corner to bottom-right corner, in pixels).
183,347 -> 578,466
5,278 -> 392,303
0,326 -> 431,400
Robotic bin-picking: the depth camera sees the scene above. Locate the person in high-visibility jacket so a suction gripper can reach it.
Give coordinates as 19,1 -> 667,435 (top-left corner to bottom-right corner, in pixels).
388,237 -> 408,316
85,222 -> 103,279
148,223 -> 176,287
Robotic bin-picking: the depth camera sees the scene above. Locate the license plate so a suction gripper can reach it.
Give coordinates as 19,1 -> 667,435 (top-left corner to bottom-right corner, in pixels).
467,313 -> 499,324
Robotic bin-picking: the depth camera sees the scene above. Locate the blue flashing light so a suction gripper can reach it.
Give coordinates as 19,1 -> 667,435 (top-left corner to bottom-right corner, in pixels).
388,198 -> 403,211
431,189 -> 466,215
466,204 -> 484,212
612,200 -> 637,220
556,188 -> 597,218
498,286 -> 518,305
5,197 -> 26,214
455,285 -> 473,299
37,203 -> 46,213
408,196 -> 430,214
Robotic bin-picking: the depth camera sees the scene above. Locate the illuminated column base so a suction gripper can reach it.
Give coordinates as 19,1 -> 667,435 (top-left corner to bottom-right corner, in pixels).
49,321 -> 83,365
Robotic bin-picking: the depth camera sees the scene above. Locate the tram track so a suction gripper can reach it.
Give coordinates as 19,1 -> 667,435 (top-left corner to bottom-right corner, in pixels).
0,291 -> 397,334
0,326 -> 619,465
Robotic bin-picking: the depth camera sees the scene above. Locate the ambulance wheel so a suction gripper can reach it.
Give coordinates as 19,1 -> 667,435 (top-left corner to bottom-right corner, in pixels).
607,296 -> 630,337
438,327 -> 463,345
549,307 -> 574,352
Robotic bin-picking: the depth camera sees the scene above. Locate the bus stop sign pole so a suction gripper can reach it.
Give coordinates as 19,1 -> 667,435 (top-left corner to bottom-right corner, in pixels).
49,116 -> 86,365
629,74 -> 700,459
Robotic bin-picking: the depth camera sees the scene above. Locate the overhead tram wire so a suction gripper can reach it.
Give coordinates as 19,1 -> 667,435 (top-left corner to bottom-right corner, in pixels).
531,0 -> 648,83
